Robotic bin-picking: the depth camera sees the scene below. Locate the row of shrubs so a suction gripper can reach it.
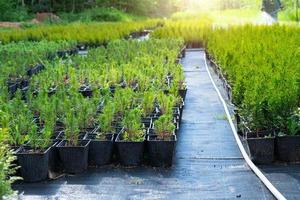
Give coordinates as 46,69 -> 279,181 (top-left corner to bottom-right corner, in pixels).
206,24 -> 300,136
0,20 -> 160,44
152,19 -> 211,48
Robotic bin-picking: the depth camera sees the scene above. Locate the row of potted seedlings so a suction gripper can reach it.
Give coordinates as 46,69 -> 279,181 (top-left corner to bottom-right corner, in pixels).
205,25 -> 300,165
206,53 -> 300,164
2,25 -> 166,99
0,39 -> 187,182
0,41 -> 77,98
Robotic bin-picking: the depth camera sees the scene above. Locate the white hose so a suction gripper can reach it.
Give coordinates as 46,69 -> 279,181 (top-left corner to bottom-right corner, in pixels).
202,52 -> 286,200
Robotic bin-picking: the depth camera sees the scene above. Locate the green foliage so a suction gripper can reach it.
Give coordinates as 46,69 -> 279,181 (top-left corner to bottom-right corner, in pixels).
141,90 -> 156,117
8,94 -> 33,146
0,40 -> 75,78
287,109 -> 300,136
0,21 -> 159,44
59,7 -> 137,22
122,108 -> 144,142
152,19 -> 212,44
157,92 -> 175,115
31,0 -> 179,17
207,25 -> 300,134
114,88 -> 136,116
0,143 -> 20,199
64,107 -> 80,146
0,0 -> 29,21
98,102 -> 115,134
0,107 -> 21,198
154,115 -> 175,140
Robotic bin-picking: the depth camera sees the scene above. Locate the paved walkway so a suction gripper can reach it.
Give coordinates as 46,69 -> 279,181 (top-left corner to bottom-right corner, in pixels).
14,49 -> 273,200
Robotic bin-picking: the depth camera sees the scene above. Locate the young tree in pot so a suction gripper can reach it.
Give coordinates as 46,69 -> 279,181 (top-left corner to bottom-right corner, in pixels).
107,67 -> 121,94
116,108 -> 145,166
114,88 -> 136,121
141,90 -> 156,118
8,97 -> 33,149
141,90 -> 156,129
16,121 -> 52,182
86,102 -> 115,166
77,95 -> 97,133
173,67 -> 187,101
276,109 -> 300,162
157,92 -> 175,116
148,114 -> 177,167
42,114 -> 63,175
57,108 -> 90,174
169,84 -> 184,124
156,92 -> 178,132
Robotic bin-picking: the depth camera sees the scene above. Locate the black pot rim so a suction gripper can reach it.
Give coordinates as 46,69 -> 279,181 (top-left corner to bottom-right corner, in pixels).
277,135 -> 300,139
147,134 -> 177,142
85,133 -> 114,142
246,137 -> 275,141
115,129 -> 146,143
17,146 -> 51,155
57,139 -> 91,148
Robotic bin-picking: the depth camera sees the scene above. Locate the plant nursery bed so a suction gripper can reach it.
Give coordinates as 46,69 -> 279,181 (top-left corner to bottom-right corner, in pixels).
13,49 -> 274,200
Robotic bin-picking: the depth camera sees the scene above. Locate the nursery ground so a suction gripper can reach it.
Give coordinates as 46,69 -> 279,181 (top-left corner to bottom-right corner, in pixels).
14,49 -> 274,199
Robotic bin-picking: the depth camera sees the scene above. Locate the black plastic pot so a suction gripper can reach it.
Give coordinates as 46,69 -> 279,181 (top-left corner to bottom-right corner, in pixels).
48,140 -> 63,174
57,140 -> 90,174
181,47 -> 186,58
79,86 -> 93,98
48,87 -> 57,96
173,107 -> 180,122
57,50 -> 68,58
16,146 -> 51,182
56,131 -> 86,141
69,48 -> 79,56
27,67 -> 35,77
115,132 -> 145,166
247,137 -> 275,164
20,79 -> 29,89
109,86 -> 116,95
85,133 -> 114,166
147,134 -> 177,167
8,83 -> 17,96
276,136 -> 300,162
142,117 -> 153,129
178,88 -> 187,101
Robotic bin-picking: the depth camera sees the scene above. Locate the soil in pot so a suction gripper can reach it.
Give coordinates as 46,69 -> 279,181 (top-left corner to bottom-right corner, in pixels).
16,146 -> 51,182
115,131 -> 145,166
57,140 -> 90,174
276,136 -> 300,162
85,133 -> 114,166
247,137 -> 275,164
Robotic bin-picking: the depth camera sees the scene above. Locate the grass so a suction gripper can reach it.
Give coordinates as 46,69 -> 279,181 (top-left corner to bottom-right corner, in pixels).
171,7 -> 300,26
